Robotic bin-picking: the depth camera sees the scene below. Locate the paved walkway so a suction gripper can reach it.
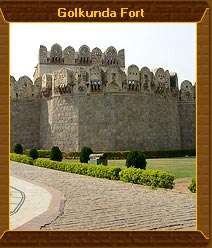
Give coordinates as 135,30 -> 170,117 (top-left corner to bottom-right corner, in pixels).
10,176 -> 52,229
10,174 -> 65,230
10,161 -> 196,230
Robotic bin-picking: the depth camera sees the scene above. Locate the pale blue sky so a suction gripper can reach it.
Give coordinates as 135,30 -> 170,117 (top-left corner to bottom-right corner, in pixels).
10,23 -> 196,85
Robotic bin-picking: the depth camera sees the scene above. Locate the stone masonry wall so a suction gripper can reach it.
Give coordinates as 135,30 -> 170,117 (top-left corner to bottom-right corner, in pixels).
39,96 -> 79,151
10,100 -> 41,150
78,94 -> 181,151
178,102 -> 196,149
11,94 -> 194,152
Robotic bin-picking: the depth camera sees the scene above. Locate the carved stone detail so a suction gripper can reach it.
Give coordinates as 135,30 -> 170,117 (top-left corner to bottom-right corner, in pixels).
179,80 -> 195,101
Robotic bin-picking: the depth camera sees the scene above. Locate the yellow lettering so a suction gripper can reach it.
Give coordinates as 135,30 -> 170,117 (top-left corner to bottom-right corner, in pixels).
68,10 -> 75,17
129,11 -> 135,17
110,11 -> 116,18
120,8 -> 144,18
140,9 -> 144,17
121,8 -> 128,17
58,8 -> 67,18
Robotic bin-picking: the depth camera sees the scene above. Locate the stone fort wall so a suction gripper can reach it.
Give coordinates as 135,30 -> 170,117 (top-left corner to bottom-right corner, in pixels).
10,44 -> 196,152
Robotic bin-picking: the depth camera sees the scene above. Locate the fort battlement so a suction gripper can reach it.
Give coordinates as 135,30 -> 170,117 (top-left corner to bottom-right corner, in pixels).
38,44 -> 125,67
10,44 -> 196,152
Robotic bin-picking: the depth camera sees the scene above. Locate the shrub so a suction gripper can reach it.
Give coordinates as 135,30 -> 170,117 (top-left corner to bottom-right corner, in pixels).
38,150 -> 51,158
28,148 -> 38,160
33,158 -> 121,180
188,177 -> 196,193
10,153 -> 33,165
119,168 -> 175,189
87,165 -> 121,180
64,151 -> 80,159
13,143 -> 23,154
50,146 -> 63,162
126,150 -> 146,169
80,146 -> 93,163
25,149 -> 51,158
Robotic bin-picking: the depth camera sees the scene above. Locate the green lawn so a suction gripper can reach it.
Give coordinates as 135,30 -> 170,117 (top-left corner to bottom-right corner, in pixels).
108,157 -> 196,178
63,157 -> 196,179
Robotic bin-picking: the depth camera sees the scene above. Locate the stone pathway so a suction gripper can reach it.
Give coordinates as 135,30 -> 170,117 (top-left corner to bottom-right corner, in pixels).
10,186 -> 25,216
10,161 -> 196,230
10,175 -> 53,230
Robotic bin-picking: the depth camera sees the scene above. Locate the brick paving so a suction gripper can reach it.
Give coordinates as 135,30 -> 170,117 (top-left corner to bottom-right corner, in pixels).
10,161 -> 196,230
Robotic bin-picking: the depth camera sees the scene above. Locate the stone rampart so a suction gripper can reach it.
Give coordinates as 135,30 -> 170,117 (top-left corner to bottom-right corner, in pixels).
10,44 -> 196,152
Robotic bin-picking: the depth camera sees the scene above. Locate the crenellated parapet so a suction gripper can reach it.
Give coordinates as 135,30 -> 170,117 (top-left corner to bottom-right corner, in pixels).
10,75 -> 42,100
38,44 -> 125,67
12,44 -> 195,103
11,65 -> 196,102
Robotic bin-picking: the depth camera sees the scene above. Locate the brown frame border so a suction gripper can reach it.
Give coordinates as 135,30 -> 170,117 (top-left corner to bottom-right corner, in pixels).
0,0 -> 210,247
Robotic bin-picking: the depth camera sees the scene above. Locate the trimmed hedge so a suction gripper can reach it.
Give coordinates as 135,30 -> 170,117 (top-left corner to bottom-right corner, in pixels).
33,158 -> 121,180
86,165 -> 121,180
188,177 -> 196,193
29,149 -> 196,160
144,149 -> 196,158
10,155 -> 175,189
25,149 -> 51,158
38,150 -> 51,158
10,153 -> 33,165
59,149 -> 196,160
119,167 -> 175,189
